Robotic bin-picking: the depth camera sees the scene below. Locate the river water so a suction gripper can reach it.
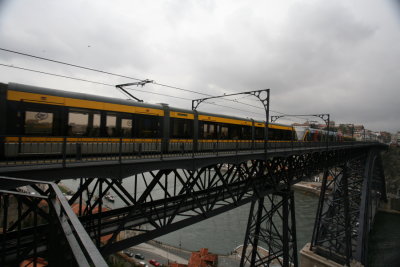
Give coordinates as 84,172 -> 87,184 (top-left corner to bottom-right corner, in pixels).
62,177 -> 319,255
368,211 -> 400,266
155,190 -> 319,255
62,175 -> 400,266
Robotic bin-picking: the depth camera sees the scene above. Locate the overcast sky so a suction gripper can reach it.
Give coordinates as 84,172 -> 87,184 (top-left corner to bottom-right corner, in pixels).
0,0 -> 399,132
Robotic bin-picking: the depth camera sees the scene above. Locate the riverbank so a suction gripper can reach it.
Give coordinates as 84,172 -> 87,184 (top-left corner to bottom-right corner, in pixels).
58,179 -> 319,265
378,194 -> 400,214
145,240 -> 244,267
292,181 -> 321,196
115,240 -> 243,267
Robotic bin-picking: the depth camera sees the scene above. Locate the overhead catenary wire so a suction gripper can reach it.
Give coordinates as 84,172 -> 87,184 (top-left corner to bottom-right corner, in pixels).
0,48 -> 226,98
0,47 -> 144,81
0,63 -> 268,117
0,63 -> 114,87
0,47 -> 291,116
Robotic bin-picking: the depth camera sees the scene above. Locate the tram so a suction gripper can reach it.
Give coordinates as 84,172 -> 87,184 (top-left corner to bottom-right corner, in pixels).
0,83 -> 335,159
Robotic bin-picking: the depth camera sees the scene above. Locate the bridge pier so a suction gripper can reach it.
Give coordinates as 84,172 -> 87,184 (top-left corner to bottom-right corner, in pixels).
0,143 -> 388,266
311,150 -> 386,266
300,243 -> 363,267
240,190 -> 298,267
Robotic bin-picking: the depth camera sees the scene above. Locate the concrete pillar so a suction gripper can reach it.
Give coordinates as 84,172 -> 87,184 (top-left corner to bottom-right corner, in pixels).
300,243 -> 363,267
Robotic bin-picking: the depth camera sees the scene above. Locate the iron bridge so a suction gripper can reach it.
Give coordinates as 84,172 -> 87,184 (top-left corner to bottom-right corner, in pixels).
0,141 -> 387,267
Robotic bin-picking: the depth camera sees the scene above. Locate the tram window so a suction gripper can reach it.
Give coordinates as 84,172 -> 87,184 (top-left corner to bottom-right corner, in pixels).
284,130 -> 291,140
24,111 -> 53,135
68,111 -> 88,136
286,130 -> 293,140
207,124 -> 215,138
280,129 -> 291,140
268,128 -> 276,140
275,129 -> 282,140
90,113 -> 101,137
209,124 -> 215,138
137,115 -> 160,138
171,118 -> 193,138
201,122 -> 216,139
229,125 -> 240,139
121,118 -> 132,137
279,130 -> 287,140
106,115 -> 117,137
242,126 -> 252,139
219,125 -> 228,139
255,127 -> 264,140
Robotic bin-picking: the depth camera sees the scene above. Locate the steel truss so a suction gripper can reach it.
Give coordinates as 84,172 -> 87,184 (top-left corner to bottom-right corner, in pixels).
239,154 -> 304,267
0,145 -> 386,266
80,161 -> 270,255
61,152 -> 333,260
240,191 -> 297,267
311,150 -> 387,266
92,152 -> 334,256
0,177 -> 107,267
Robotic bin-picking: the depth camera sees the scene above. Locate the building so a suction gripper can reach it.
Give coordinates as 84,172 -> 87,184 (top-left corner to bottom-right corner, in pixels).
169,264 -> 188,267
379,131 -> 392,144
169,248 -> 218,267
188,248 -> 218,267
19,257 -> 48,267
71,203 -> 114,243
292,121 -> 335,130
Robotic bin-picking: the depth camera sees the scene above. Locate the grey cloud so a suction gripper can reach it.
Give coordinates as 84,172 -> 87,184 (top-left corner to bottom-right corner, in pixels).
0,0 -> 399,132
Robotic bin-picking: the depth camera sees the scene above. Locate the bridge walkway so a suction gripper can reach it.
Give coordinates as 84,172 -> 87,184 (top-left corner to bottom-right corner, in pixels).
0,141 -> 380,181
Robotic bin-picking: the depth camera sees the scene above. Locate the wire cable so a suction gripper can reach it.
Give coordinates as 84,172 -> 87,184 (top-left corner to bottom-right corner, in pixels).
0,47 -> 144,81
0,63 -> 265,116
0,63 -> 114,87
0,47 -> 290,115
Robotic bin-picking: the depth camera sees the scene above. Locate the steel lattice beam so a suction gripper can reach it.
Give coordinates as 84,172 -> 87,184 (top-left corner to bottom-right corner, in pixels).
311,150 -> 387,266
0,145 -> 387,267
0,177 -> 107,266
240,191 -> 298,267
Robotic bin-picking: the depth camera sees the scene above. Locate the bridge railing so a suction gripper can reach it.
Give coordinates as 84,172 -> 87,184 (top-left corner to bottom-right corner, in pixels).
0,176 -> 108,267
0,135 -> 372,167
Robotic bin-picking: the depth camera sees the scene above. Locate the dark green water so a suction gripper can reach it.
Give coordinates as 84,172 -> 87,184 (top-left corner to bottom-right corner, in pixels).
156,190 -> 319,255
368,211 -> 400,267
63,178 -> 400,264
62,178 -> 319,254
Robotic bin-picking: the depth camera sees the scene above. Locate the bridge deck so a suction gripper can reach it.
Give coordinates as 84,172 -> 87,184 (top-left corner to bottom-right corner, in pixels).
0,141 -> 388,266
0,142 -> 384,181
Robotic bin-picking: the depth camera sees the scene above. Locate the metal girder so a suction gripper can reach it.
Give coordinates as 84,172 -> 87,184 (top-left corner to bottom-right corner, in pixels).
240,190 -> 298,267
0,144 -> 387,267
0,142 -> 385,181
354,150 -> 387,265
240,155 -> 299,267
96,163 -> 264,255
0,177 -> 107,267
311,150 -> 387,266
88,154 -> 324,258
